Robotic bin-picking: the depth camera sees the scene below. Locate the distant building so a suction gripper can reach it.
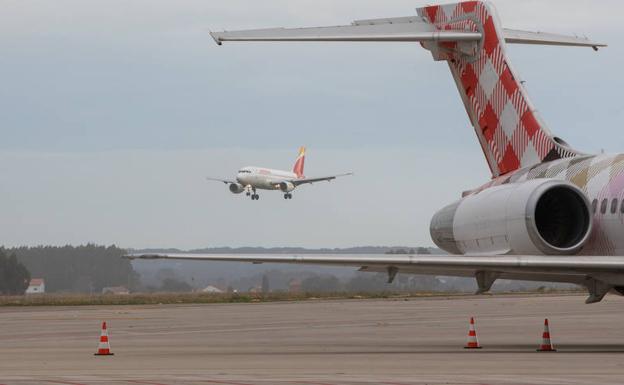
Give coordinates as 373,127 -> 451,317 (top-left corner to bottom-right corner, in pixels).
25,278 -> 45,294
201,285 -> 224,294
102,286 -> 130,295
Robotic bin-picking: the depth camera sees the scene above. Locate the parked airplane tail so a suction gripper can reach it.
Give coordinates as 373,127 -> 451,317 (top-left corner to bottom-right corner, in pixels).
293,146 -> 306,178
416,1 -> 584,177
210,0 -> 605,177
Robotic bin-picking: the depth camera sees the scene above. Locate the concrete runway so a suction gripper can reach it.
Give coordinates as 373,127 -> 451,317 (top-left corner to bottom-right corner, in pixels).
1,294 -> 624,385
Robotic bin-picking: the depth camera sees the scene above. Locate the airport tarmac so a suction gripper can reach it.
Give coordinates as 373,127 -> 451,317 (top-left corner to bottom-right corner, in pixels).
1,293 -> 624,385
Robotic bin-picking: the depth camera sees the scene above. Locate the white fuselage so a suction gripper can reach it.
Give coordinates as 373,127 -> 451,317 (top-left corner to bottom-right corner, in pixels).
236,166 -> 298,190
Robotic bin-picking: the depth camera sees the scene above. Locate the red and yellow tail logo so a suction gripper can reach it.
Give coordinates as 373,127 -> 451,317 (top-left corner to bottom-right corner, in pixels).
292,146 -> 305,178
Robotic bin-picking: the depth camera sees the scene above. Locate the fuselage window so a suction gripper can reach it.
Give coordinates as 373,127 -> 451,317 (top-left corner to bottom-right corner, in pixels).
601,199 -> 608,214
612,198 -> 619,214
592,199 -> 598,213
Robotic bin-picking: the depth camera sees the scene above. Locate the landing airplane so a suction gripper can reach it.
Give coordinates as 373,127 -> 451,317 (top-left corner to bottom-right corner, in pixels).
130,1 -> 624,304
207,147 -> 352,200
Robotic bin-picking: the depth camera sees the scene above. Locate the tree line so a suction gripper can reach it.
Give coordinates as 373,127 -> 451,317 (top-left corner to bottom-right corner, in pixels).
0,249 -> 31,295
9,245 -> 138,293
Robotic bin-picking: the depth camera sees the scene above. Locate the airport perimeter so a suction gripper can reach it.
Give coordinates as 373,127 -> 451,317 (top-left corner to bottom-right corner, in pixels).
1,294 -> 623,385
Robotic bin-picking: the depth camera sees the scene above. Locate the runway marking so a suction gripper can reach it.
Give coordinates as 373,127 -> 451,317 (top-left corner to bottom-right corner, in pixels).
44,380 -> 90,385
201,380 -> 255,385
291,381 -> 336,385
127,380 -> 173,385
380,382 -> 412,385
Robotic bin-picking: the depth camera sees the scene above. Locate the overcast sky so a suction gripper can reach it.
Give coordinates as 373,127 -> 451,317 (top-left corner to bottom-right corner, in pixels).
1,0 -> 623,249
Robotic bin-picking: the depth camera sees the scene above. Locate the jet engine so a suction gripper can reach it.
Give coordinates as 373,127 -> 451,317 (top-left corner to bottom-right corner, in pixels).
229,183 -> 245,194
279,181 -> 295,192
430,179 -> 592,255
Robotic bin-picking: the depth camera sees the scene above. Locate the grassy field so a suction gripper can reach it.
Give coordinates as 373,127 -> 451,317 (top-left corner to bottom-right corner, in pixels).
0,289 -> 585,307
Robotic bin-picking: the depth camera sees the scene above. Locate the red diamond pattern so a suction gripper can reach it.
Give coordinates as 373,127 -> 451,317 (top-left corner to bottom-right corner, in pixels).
461,1 -> 478,13
500,64 -> 518,97
500,144 -> 520,175
425,6 -> 440,24
482,16 -> 499,56
479,103 -> 498,142
460,64 -> 478,97
521,110 -> 540,139
417,1 -> 571,177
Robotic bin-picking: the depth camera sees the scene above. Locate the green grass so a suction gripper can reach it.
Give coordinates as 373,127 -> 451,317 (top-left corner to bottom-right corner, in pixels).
0,288 -> 585,307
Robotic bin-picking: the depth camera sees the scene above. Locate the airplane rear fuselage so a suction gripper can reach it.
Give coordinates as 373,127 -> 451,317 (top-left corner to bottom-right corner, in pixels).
445,153 -> 624,256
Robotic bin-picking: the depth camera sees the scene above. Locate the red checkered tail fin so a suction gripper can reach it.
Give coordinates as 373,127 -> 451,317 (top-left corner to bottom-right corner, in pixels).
416,1 -> 603,176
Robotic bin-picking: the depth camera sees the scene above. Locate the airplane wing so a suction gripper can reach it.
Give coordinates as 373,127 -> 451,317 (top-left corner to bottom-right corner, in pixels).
206,177 -> 237,185
126,253 -> 624,303
290,172 -> 353,186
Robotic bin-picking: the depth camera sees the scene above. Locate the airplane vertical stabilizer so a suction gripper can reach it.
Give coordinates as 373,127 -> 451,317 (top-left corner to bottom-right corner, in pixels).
416,1 -> 581,176
293,146 -> 306,178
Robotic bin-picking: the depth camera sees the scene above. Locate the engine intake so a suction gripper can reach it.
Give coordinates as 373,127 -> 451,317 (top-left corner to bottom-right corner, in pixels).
229,183 -> 245,194
430,179 -> 592,255
279,181 -> 295,192
534,185 -> 590,250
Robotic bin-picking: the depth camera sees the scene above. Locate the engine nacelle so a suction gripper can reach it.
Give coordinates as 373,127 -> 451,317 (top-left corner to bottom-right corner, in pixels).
430,179 -> 593,255
279,181 -> 295,192
229,183 -> 245,194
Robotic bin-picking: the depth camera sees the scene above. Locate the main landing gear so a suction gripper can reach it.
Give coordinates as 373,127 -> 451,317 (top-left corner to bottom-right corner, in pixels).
250,188 -> 259,200
283,193 -> 292,199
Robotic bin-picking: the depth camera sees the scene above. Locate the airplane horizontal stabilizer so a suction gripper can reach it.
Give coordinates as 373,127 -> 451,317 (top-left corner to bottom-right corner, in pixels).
210,22 -> 482,45
503,29 -> 606,49
210,19 -> 605,49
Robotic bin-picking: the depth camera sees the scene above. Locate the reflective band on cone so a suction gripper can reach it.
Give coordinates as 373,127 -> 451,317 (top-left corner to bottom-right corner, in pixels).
537,318 -> 556,352
464,317 -> 482,349
94,321 -> 114,356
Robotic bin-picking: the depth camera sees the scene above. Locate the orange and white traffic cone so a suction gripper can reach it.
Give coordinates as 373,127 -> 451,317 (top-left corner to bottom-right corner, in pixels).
94,321 -> 114,356
536,318 -> 556,352
464,317 -> 482,349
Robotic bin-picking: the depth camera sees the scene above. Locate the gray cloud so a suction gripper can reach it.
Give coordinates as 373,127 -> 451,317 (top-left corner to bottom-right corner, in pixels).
0,0 -> 621,248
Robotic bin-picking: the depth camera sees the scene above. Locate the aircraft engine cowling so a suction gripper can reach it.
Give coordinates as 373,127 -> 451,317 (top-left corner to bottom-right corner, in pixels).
279,181 -> 295,192
430,179 -> 593,256
229,183 -> 245,194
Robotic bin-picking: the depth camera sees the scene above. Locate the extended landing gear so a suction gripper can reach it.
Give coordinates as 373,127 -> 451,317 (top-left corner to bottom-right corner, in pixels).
250,188 -> 259,201
283,193 -> 293,199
